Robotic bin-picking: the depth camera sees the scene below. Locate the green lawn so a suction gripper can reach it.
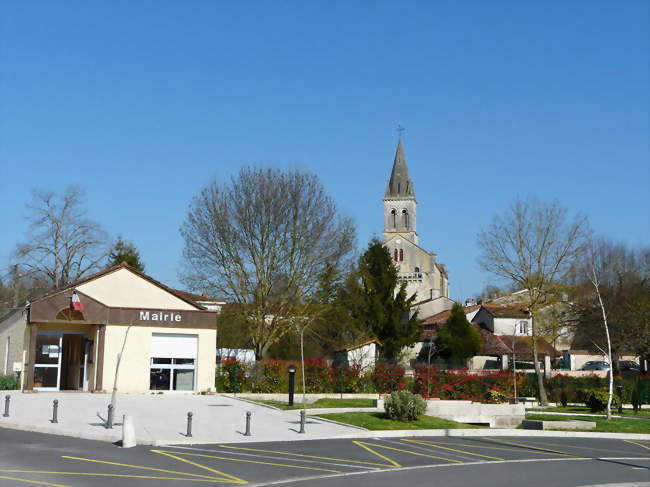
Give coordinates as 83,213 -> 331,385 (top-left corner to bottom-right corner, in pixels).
524,413 -> 650,433
528,406 -> 650,419
315,412 -> 483,430
254,398 -> 375,410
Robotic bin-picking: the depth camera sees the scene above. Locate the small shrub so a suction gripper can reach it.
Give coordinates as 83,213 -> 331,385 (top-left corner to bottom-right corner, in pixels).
384,390 -> 427,421
583,388 -> 620,412
216,359 -> 248,393
0,375 -> 18,390
487,388 -> 507,404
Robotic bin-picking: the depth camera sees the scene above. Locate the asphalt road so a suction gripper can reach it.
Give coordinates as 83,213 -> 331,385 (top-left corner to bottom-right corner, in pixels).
0,429 -> 648,487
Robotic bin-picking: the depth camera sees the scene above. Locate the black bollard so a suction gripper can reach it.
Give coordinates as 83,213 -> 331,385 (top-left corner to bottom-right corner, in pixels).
244,411 -> 251,436
287,365 -> 296,406
106,404 -> 114,429
298,410 -> 305,434
186,412 -> 193,438
3,395 -> 9,418
52,399 -> 58,424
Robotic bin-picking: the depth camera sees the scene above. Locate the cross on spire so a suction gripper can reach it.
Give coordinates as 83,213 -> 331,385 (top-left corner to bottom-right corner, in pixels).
397,124 -> 405,139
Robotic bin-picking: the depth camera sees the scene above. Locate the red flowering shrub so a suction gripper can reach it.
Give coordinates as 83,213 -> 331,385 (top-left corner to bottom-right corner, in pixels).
372,362 -> 405,393
332,364 -> 365,393
304,359 -> 334,392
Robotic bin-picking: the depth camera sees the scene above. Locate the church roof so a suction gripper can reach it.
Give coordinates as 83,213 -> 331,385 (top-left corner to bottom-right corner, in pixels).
385,138 -> 415,199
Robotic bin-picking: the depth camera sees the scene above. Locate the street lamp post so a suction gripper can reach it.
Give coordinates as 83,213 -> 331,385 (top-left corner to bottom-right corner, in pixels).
287,365 -> 296,406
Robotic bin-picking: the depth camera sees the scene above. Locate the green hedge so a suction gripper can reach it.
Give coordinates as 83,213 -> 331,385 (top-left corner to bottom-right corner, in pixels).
0,375 -> 18,390
215,359 -> 650,406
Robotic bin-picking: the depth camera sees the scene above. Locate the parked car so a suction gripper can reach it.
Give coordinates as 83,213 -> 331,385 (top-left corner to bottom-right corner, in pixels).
619,360 -> 640,372
581,361 -> 610,371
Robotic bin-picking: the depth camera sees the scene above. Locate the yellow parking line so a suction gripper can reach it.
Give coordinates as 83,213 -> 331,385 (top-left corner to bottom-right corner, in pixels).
401,439 -> 504,461
485,438 -> 578,457
354,441 -> 463,464
61,455 -> 220,480
152,451 -> 248,484
0,475 -> 69,487
517,439 -> 637,455
352,441 -> 401,468
420,440 -> 533,453
217,444 -> 394,468
156,450 -> 341,474
624,440 -> 650,452
0,470 -> 229,483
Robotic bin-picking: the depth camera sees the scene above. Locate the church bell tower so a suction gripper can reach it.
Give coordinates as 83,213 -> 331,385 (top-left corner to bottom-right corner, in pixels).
383,138 -> 418,245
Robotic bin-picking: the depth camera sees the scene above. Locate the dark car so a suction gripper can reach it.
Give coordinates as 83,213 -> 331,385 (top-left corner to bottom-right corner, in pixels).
581,361 -> 610,371
619,360 -> 640,372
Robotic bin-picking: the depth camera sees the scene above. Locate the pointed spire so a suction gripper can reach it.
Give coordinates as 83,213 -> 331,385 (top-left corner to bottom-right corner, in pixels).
385,138 -> 415,198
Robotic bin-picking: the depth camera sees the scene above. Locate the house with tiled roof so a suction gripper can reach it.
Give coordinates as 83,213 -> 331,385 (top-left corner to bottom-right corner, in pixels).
414,303 -> 560,371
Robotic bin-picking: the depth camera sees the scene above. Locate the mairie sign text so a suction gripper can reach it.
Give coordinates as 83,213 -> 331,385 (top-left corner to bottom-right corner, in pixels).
139,311 -> 182,322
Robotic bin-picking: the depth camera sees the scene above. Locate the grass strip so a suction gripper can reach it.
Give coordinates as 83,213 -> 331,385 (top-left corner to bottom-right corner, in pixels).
253,398 -> 375,410
314,411 -> 483,430
524,413 -> 650,433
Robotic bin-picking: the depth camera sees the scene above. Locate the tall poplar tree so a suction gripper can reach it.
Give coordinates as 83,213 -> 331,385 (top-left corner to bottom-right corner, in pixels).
355,239 -> 420,362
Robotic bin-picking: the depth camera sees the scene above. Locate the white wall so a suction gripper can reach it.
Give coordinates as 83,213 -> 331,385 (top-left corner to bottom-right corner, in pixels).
347,343 -> 377,371
78,268 -> 198,310
492,317 -> 532,336
103,325 -> 216,393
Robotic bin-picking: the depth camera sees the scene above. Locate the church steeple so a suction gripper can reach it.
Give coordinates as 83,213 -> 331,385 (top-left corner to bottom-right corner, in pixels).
385,138 -> 415,199
383,138 -> 418,244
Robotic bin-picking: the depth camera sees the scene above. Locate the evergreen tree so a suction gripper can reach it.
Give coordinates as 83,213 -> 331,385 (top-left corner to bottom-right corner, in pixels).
107,236 -> 145,271
353,239 -> 420,362
437,303 -> 482,363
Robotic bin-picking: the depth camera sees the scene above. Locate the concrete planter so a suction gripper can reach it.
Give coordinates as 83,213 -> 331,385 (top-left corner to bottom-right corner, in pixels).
425,400 -> 525,428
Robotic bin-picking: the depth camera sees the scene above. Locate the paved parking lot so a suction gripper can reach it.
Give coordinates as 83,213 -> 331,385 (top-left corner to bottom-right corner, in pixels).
0,429 -> 648,486
0,392 -> 360,444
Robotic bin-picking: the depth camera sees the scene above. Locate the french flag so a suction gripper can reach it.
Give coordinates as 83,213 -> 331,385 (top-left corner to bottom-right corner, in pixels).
71,290 -> 84,311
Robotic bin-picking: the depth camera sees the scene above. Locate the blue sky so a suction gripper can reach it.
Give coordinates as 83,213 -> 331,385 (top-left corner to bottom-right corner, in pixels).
1,1 -> 648,300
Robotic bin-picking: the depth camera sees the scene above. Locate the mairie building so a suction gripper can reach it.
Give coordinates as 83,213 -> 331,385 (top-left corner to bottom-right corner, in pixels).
0,263 -> 218,393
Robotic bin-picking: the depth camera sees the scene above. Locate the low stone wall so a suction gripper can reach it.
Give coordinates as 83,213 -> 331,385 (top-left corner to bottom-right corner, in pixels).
523,419 -> 596,431
426,400 -> 525,428
225,393 -> 380,404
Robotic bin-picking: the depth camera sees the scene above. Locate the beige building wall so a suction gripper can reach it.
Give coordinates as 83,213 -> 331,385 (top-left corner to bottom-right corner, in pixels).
0,310 -> 26,376
77,268 -> 197,310
102,325 -> 216,393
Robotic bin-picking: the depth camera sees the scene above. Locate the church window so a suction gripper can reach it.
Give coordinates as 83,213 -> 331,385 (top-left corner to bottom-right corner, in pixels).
394,249 -> 398,262
399,249 -> 404,261
402,209 -> 409,229
390,209 -> 396,228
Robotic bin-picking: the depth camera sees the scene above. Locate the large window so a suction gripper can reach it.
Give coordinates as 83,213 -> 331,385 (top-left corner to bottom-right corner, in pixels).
149,333 -> 197,391
150,358 -> 195,391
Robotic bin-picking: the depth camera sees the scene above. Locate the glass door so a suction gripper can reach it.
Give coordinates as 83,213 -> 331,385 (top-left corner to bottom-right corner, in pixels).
34,334 -> 62,391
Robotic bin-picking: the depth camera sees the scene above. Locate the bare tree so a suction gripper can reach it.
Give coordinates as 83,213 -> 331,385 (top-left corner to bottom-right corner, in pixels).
180,167 -> 356,360
585,242 -> 614,419
568,240 -> 650,373
13,186 -> 110,289
478,197 -> 590,405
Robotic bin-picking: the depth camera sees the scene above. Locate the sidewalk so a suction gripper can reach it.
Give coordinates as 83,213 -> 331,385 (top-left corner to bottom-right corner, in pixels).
0,391 -> 362,445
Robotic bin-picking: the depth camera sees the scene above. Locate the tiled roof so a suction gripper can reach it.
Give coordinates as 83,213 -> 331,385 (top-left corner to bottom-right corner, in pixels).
483,304 -> 530,319
421,304 -> 482,325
